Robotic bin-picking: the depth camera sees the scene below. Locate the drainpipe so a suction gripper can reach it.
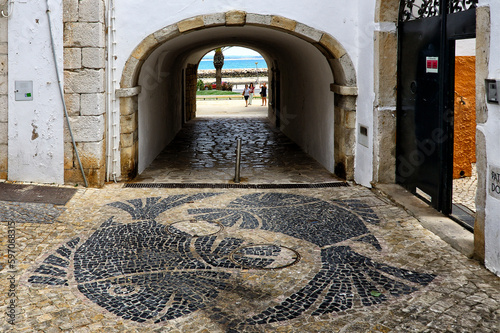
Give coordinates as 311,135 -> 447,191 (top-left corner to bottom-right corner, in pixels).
46,0 -> 88,187
105,0 -> 119,182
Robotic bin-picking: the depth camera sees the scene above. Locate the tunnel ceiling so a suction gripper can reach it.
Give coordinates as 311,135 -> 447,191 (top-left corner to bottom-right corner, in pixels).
148,25 -> 328,72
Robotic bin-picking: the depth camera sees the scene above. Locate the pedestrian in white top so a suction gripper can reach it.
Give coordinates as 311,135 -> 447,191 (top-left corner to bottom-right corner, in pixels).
242,84 -> 250,107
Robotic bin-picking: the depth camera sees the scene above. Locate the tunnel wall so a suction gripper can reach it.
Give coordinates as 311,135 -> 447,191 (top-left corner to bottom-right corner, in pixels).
278,40 -> 335,172
137,50 -> 184,174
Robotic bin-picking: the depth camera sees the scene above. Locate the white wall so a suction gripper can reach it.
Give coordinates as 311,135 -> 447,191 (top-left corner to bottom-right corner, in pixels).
137,47 -> 183,174
354,3 -> 376,187
480,0 -> 500,276
8,0 -> 64,184
276,31 -> 335,172
456,38 -> 476,57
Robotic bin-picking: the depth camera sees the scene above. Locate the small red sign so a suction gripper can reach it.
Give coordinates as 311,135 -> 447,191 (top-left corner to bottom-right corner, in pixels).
426,57 -> 438,73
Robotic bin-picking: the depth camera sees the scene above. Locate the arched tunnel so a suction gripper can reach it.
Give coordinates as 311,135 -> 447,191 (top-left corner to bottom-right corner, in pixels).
119,17 -> 357,182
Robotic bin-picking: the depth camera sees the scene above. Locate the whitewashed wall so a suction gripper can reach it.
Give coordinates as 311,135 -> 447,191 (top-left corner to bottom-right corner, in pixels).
480,0 -> 500,276
8,0 -> 64,184
137,48 -> 183,174
272,29 -> 335,172
354,2 -> 376,186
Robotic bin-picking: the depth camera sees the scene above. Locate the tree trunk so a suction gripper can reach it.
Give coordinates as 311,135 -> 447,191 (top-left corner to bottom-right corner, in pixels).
213,49 -> 224,90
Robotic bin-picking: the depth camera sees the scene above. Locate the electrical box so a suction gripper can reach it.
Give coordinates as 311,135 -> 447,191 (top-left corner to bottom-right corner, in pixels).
485,79 -> 498,104
15,81 -> 33,101
358,125 -> 369,148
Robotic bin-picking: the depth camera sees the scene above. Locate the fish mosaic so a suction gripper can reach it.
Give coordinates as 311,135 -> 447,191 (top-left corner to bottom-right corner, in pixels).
26,192 -> 436,328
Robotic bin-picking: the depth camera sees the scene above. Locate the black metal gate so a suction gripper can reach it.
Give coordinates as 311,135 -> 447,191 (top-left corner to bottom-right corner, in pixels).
397,0 -> 477,214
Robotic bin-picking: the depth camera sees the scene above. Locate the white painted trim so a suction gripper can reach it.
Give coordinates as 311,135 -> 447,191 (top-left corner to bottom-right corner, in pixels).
374,22 -> 396,33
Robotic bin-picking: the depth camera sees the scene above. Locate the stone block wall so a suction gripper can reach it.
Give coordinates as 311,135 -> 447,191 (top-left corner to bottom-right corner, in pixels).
474,5 -> 490,263
334,94 -> 356,180
373,28 -> 397,184
120,95 -> 138,179
185,64 -> 197,121
0,14 -> 7,179
63,0 -> 106,186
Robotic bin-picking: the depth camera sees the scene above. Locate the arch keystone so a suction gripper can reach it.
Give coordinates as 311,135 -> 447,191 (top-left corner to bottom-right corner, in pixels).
271,15 -> 297,31
225,10 -> 246,25
246,13 -> 272,26
320,34 -> 347,59
178,16 -> 205,33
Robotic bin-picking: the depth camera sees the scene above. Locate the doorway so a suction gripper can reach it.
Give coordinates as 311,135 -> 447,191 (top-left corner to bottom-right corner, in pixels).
396,1 -> 477,226
450,38 -> 476,231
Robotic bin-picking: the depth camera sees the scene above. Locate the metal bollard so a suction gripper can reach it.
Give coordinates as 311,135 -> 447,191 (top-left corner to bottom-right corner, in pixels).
234,138 -> 242,183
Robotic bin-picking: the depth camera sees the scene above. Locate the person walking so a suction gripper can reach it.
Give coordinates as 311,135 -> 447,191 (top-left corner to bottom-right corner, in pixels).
242,84 -> 250,107
260,82 -> 267,106
248,83 -> 255,105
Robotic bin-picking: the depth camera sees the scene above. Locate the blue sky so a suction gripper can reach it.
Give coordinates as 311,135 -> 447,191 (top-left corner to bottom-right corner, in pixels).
203,47 -> 261,58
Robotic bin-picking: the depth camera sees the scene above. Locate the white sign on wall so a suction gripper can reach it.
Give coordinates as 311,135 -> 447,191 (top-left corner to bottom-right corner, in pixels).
489,165 -> 500,200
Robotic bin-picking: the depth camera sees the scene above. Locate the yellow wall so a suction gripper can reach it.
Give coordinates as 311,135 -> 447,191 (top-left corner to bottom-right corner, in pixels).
453,56 -> 476,179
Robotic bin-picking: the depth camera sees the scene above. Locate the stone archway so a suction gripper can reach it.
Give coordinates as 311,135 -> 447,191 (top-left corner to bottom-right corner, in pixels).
117,11 -> 358,181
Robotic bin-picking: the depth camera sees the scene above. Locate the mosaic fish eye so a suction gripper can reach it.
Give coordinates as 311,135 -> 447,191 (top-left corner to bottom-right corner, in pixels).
108,284 -> 142,297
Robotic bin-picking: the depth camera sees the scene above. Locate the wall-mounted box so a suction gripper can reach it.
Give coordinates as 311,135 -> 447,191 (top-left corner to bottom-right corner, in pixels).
485,79 -> 498,104
15,81 -> 33,101
358,124 -> 369,148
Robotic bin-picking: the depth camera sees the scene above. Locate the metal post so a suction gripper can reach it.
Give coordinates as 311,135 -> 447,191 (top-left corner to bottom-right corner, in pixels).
255,62 -> 259,84
234,138 -> 242,183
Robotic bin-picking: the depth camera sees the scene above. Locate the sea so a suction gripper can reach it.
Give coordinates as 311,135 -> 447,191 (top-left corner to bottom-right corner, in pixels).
198,55 -> 267,70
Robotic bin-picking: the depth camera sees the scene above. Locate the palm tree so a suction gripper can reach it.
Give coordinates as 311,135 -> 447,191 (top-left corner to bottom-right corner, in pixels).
213,47 -> 232,90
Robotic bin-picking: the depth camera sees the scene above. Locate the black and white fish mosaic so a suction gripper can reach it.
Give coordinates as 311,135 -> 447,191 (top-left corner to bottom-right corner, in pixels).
27,193 -> 436,327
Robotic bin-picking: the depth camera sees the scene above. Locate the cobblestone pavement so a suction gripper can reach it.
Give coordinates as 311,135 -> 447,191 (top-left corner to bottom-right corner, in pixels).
1,105 -> 498,332
453,163 -> 477,212
1,185 -> 499,332
137,101 -> 337,184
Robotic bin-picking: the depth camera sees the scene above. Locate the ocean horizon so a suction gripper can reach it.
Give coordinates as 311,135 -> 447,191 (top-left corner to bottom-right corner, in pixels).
198,55 -> 267,70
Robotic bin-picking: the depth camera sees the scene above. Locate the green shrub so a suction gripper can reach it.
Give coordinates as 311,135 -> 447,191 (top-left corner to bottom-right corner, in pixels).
221,82 -> 233,91
196,79 -> 204,91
